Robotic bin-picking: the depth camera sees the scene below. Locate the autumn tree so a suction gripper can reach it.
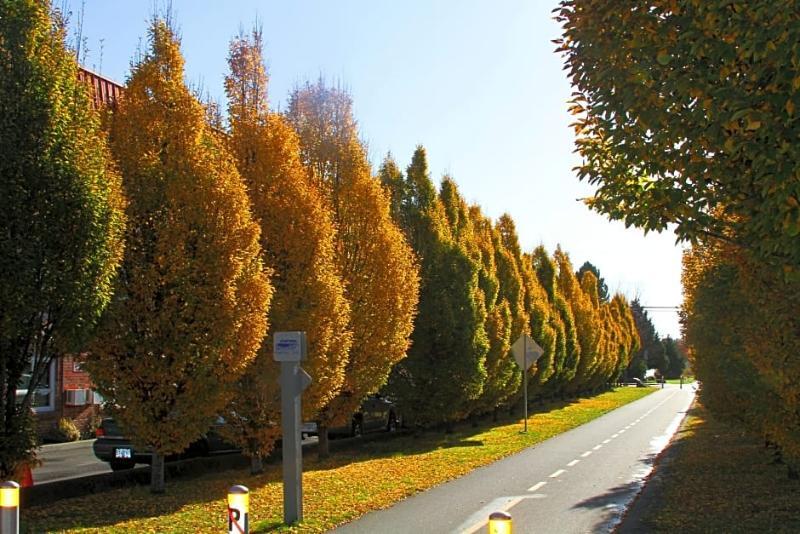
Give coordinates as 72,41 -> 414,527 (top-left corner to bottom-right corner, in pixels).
468,207 -> 518,417
384,148 -> 488,427
528,246 -> 565,395
0,0 -> 125,479
288,81 -> 418,453
85,20 -> 271,492
556,0 -> 800,270
495,218 -> 555,405
220,28 -> 352,471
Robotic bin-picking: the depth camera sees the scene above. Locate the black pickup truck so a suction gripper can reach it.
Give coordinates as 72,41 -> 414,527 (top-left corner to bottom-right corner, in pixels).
92,417 -> 239,471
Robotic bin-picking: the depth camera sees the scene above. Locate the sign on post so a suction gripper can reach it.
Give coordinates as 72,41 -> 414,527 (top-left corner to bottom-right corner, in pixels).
274,331 -> 307,362
275,332 -> 311,526
512,334 -> 543,433
512,333 -> 543,370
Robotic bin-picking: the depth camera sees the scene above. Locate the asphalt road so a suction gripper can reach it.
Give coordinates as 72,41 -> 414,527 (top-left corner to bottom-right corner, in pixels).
333,384 -> 695,534
33,440 -> 111,484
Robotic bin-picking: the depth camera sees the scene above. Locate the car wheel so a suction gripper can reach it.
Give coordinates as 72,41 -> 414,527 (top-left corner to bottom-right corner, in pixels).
351,420 -> 363,438
109,460 -> 135,472
387,413 -> 398,432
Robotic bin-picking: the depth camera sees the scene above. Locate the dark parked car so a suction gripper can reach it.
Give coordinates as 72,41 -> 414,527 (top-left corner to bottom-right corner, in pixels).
93,417 -> 239,471
328,394 -> 401,438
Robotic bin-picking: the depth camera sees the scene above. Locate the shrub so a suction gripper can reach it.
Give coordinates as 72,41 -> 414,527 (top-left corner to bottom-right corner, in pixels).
57,418 -> 81,442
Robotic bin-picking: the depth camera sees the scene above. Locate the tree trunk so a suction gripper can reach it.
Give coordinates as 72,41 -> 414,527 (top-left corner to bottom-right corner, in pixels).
317,423 -> 330,459
250,454 -> 263,475
151,452 -> 165,494
492,407 -> 499,422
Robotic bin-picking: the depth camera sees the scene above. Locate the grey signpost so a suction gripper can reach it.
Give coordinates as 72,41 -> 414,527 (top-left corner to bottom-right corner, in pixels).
512,333 -> 543,433
274,331 -> 312,525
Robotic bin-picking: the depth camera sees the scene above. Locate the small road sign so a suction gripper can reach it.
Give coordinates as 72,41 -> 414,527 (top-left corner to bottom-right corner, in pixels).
512,334 -> 543,371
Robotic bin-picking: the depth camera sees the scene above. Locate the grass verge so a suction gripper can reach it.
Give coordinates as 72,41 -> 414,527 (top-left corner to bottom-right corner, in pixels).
24,387 -> 653,533
622,402 -> 800,533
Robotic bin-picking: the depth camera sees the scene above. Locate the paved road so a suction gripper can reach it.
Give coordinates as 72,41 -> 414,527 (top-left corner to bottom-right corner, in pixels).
33,440 -> 111,484
333,384 -> 695,534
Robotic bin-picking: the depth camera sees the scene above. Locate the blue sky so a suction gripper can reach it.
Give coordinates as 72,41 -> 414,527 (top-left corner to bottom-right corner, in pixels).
70,0 -> 683,338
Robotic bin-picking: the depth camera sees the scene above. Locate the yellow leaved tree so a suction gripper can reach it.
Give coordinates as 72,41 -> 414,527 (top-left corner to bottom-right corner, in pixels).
288,80 -> 419,456
85,20 -> 271,493
222,28 -> 352,472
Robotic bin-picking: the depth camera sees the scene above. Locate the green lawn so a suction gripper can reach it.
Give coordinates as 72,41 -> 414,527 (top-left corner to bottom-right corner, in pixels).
24,387 -> 653,533
626,402 -> 800,533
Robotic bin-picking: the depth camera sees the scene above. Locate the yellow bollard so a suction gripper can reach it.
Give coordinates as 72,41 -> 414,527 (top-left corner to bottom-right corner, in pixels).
227,485 -> 249,534
488,510 -> 512,534
0,481 -> 20,534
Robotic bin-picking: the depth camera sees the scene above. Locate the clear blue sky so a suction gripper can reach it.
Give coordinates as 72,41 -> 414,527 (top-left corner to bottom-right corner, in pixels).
71,0 -> 683,338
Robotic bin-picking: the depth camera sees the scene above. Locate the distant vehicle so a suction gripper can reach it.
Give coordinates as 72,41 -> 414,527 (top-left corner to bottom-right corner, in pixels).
306,394 -> 400,439
92,417 -> 239,471
632,378 -> 647,388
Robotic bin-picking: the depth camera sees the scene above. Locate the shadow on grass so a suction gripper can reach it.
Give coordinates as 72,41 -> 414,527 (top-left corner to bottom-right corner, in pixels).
23,391 -> 630,532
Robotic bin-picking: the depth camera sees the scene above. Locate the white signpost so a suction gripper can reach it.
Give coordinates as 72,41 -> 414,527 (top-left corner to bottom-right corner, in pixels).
512,333 -> 543,433
274,331 -> 311,525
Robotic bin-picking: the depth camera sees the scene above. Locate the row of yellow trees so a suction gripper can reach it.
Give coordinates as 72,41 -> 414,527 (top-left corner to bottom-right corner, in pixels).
683,239 -> 800,475
0,3 -> 640,491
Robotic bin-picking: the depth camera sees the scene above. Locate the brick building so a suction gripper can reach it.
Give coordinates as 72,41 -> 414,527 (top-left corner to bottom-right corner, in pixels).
22,67 -> 125,439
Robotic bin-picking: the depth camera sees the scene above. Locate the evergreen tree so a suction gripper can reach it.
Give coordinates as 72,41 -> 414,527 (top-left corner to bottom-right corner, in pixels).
628,299 -> 665,379
0,0 -> 125,479
86,20 -> 271,492
223,28 -> 352,472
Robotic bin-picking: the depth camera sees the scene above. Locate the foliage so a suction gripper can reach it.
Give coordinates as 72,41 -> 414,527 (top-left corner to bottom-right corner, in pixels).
84,20 -> 271,491
23,387 -> 654,533
56,418 -> 81,442
385,148 -> 487,426
556,0 -> 800,270
683,239 -> 800,470
287,81 -> 419,434
663,337 -> 688,379
628,299 -> 666,379
0,0 -> 125,478
577,261 -> 608,303
222,27 -> 352,466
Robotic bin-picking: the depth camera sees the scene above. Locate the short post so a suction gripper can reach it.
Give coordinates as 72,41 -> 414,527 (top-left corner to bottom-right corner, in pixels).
680,376 -> 683,389
227,485 -> 249,534
488,511 -> 512,534
0,481 -> 19,534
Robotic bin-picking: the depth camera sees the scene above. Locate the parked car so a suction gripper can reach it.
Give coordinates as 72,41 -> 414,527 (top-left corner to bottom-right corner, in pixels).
327,394 -> 401,438
92,417 -> 239,471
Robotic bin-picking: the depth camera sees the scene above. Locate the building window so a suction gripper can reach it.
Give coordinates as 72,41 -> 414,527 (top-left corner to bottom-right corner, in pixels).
16,359 -> 56,413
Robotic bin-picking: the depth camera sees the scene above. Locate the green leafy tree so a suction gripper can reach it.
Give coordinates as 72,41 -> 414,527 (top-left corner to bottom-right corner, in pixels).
85,20 -> 271,492
628,299 -> 665,379
0,0 -> 125,479
386,147 -> 488,427
223,28 -> 352,472
663,337 -> 687,379
556,0 -> 800,270
577,262 -> 609,303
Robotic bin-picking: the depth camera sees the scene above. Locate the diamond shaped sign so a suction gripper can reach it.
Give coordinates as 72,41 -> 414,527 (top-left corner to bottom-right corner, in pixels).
512,334 -> 543,371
